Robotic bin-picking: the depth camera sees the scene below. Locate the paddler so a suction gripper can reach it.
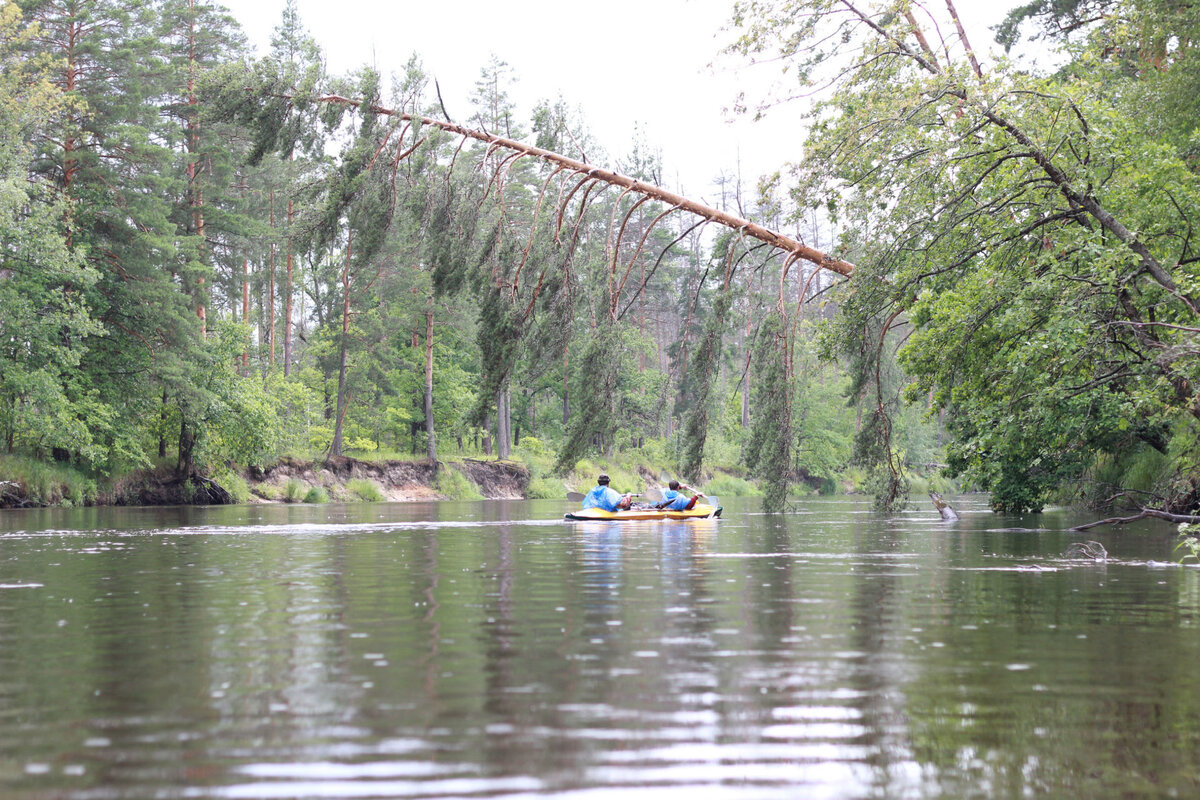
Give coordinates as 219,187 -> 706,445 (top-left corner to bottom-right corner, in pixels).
654,479 -> 702,511
581,474 -> 633,511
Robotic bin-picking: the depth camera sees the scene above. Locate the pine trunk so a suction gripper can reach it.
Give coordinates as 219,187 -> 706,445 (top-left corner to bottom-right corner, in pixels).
268,190 -> 276,366
283,194 -> 294,376
424,300 -> 435,460
331,233 -> 353,457
241,257 -> 250,373
187,3 -> 206,338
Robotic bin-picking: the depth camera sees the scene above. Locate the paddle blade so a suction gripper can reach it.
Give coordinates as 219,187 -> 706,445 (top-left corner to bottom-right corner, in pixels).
645,486 -> 663,502
566,492 -> 586,502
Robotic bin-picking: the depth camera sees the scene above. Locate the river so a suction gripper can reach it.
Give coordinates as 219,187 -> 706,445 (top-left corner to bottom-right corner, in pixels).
1,495 -> 1198,798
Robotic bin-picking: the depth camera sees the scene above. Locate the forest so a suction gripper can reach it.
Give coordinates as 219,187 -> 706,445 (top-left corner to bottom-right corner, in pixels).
1,0 -> 1198,519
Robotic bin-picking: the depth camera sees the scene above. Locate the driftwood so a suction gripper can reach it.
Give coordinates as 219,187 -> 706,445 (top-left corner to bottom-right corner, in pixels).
0,480 -> 34,509
1070,508 -> 1200,532
1064,540 -> 1108,560
929,491 -> 959,521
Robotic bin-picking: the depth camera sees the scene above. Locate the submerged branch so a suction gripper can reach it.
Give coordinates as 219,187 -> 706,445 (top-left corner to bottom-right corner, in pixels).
1070,508 -> 1200,531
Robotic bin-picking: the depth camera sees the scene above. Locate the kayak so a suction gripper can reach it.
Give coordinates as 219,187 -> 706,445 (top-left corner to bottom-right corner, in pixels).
564,503 -> 722,521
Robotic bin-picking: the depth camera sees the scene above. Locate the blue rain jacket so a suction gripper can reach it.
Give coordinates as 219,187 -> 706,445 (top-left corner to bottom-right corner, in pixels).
582,485 -> 623,511
665,494 -> 694,511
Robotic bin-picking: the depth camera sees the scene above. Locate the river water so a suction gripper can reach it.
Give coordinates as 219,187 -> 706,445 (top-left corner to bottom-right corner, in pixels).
1,495 -> 1198,799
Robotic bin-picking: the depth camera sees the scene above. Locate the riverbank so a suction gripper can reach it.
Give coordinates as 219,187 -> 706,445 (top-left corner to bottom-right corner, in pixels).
0,454 -> 532,509
0,451 -> 950,510
245,456 -> 530,503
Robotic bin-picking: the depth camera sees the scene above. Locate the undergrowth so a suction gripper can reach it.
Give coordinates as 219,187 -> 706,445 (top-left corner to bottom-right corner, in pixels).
436,467 -> 483,500
0,454 -> 98,506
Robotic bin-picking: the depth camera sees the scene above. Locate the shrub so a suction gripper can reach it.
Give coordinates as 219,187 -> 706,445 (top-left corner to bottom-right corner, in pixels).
517,436 -> 546,456
705,473 -> 761,497
0,455 -> 97,506
527,475 -> 565,499
283,479 -> 306,503
212,469 -> 251,504
436,467 -> 483,500
346,478 -> 384,502
303,486 -> 329,503
253,483 -> 282,501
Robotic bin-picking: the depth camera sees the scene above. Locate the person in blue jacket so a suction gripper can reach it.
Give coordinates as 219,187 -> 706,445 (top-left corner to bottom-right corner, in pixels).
655,479 -> 701,511
582,474 -> 632,511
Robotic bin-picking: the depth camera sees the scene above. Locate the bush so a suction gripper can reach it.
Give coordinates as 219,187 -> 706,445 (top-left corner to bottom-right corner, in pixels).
283,479 -> 307,503
304,486 -> 329,503
0,455 -> 98,506
344,437 -> 378,454
705,473 -> 761,497
346,478 -> 384,502
252,482 -> 282,501
517,436 -> 546,456
909,471 -> 958,498
527,475 -> 565,499
436,467 -> 483,500
211,468 -> 251,504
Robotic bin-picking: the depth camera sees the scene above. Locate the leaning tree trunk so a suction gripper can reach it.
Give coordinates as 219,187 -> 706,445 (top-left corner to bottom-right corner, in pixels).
277,93 -> 856,278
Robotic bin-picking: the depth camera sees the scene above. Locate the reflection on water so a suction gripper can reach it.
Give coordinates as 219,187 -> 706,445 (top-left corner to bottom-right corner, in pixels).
1,496 -> 1199,798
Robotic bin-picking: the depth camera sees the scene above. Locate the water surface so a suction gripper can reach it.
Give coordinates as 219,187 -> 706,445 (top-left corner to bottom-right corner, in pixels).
1,496 -> 1198,798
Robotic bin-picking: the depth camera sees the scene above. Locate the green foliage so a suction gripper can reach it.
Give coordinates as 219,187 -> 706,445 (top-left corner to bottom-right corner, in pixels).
212,468 -> 251,504
252,482 -> 283,501
283,479 -> 307,503
0,454 -> 98,506
555,328 -> 622,472
729,0 -> 1200,515
681,289 -> 732,482
435,467 -> 483,500
705,473 -> 762,497
303,486 -> 329,503
526,475 -> 565,499
346,478 -> 384,502
1176,524 -> 1200,564
907,472 -> 958,498
745,310 -> 791,511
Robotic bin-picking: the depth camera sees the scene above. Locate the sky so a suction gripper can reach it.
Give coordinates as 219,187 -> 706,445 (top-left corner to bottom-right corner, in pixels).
218,0 -> 1028,209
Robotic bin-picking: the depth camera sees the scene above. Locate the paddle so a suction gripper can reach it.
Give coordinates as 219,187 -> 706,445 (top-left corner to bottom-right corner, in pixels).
566,490 -> 642,503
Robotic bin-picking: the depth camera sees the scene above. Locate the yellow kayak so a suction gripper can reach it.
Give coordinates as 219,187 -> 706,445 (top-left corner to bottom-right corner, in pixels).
564,503 -> 722,521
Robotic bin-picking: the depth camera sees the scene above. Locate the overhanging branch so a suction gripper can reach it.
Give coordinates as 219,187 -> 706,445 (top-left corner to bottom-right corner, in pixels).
307,92 -> 856,278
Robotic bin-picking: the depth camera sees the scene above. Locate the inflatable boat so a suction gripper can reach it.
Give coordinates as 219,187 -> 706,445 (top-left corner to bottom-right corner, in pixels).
564,502 -> 722,521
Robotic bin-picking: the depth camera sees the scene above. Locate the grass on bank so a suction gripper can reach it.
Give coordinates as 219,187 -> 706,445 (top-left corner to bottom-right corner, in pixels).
435,467 -> 484,500
346,478 -> 385,502
0,454 -> 99,506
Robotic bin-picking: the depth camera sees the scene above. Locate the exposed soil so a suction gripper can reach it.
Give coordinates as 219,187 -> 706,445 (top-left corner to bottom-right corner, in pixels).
249,456 -> 529,503
450,459 -> 529,499
109,468 -> 233,506
0,456 -> 533,509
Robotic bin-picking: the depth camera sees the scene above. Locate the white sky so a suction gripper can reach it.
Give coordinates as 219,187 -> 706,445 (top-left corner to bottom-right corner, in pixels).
219,0 -> 1026,208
